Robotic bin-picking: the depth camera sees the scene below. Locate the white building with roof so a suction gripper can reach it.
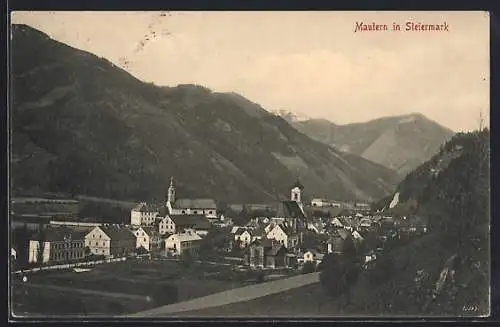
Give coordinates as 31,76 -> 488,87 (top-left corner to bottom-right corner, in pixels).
158,214 -> 212,236
164,231 -> 202,257
130,202 -> 159,226
132,226 -> 162,251
311,198 -> 330,207
28,226 -> 87,264
85,225 -> 136,257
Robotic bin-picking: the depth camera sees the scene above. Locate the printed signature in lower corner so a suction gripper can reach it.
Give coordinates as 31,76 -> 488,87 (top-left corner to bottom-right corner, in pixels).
462,304 -> 479,312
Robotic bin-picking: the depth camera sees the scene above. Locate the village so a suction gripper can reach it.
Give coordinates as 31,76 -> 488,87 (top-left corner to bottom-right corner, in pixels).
11,177 -> 429,277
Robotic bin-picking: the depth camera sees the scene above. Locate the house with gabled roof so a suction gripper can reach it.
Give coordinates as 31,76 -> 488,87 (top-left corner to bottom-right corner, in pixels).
158,214 -> 212,236
307,221 -> 326,234
132,226 -> 162,252
331,217 -> 344,228
85,225 -> 136,258
164,230 -> 202,257
234,226 -> 265,248
264,222 -> 276,234
244,238 -> 289,268
266,223 -> 299,249
234,228 -> 252,247
265,243 -> 288,268
326,228 -> 356,255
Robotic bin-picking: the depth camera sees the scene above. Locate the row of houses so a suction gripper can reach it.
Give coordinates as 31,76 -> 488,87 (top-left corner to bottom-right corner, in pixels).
225,213 -> 367,269
27,223 -> 205,265
240,228 -> 355,269
228,208 -> 428,270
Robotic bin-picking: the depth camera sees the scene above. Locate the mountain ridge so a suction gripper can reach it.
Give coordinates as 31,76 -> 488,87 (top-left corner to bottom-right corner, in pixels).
11,24 -> 400,204
289,113 -> 455,176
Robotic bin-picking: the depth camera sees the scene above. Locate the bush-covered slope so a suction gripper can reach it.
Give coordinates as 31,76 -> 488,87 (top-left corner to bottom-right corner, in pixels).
323,129 -> 490,316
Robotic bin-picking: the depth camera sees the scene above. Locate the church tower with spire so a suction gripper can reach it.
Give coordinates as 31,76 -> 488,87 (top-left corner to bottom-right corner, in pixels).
291,178 -> 304,203
166,177 -> 176,214
291,177 -> 305,215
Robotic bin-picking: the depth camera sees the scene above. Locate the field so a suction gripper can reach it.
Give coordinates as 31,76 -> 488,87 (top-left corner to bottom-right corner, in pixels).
169,282 -> 335,317
11,258 -> 265,317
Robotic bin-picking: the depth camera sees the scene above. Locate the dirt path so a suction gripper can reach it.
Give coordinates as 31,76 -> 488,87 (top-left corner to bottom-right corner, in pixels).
127,272 -> 320,317
20,283 -> 150,302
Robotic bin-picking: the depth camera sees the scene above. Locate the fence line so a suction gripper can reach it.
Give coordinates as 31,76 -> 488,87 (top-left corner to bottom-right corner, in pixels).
224,256 -> 244,261
13,257 -> 127,275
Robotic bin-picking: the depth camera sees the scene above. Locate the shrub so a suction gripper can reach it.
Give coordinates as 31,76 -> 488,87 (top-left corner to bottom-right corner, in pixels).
320,254 -> 360,296
302,261 -> 316,274
255,271 -> 266,283
136,246 -> 148,255
180,251 -> 194,267
367,255 -> 395,286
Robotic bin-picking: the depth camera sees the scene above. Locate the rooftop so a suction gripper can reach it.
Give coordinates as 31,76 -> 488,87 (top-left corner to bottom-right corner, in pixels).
166,231 -> 202,242
276,201 -> 306,220
31,226 -> 88,242
172,198 -> 217,209
169,214 -> 213,229
140,226 -> 160,237
98,225 -> 136,241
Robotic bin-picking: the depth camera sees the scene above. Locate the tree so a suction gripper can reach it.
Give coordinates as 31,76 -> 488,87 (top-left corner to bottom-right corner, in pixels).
181,251 -> 193,267
12,224 -> 30,268
136,246 -> 148,256
320,254 -> 360,297
367,254 -> 395,286
231,239 -> 243,254
36,226 -> 47,265
199,227 -> 231,257
255,270 -> 266,283
217,201 -> 229,216
300,231 -> 321,251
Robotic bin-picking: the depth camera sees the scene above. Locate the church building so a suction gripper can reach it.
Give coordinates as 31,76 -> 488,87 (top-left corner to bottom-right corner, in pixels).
165,177 -> 218,219
269,179 -> 308,237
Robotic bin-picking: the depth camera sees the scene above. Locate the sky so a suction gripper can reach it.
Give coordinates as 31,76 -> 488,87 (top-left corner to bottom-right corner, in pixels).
12,11 -> 490,132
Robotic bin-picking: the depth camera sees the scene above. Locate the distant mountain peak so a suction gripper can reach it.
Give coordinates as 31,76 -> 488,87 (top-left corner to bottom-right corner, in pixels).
292,113 -> 455,176
271,109 -> 311,122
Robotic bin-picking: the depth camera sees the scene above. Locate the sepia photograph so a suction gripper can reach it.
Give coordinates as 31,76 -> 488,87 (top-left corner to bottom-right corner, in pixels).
9,11 -> 490,319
